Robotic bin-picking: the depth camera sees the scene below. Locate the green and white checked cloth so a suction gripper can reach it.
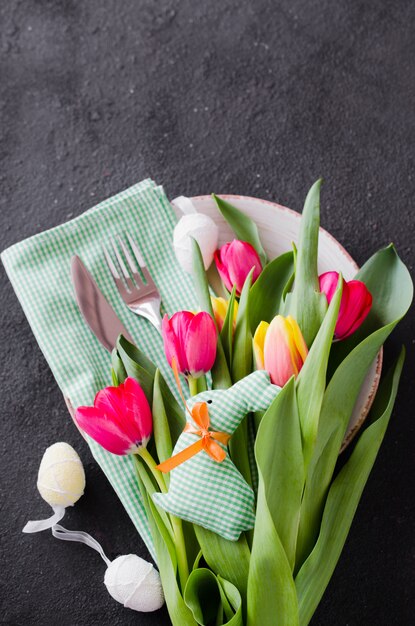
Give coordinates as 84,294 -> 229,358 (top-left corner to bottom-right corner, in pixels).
154,371 -> 280,541
1,179 -> 199,561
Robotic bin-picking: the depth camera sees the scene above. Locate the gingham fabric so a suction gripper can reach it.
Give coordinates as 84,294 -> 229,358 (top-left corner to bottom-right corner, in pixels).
1,179 -> 199,561
153,371 -> 280,541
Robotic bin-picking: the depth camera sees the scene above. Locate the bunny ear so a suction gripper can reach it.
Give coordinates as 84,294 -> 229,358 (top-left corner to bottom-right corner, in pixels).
226,371 -> 281,414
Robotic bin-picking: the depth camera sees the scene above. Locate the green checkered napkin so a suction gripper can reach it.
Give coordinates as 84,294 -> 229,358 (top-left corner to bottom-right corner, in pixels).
1,179 -> 199,561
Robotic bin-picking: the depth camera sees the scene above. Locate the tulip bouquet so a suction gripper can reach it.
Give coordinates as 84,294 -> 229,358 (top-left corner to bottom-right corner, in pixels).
74,180 -> 412,626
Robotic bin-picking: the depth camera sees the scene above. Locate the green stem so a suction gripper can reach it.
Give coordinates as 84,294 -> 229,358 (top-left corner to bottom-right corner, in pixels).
170,514 -> 190,590
137,447 -> 167,493
188,375 -> 199,397
137,449 -> 189,590
197,375 -> 208,393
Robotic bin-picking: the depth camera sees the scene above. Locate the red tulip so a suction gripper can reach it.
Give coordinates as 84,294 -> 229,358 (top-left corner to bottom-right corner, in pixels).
319,271 -> 372,340
214,240 -> 262,295
162,311 -> 217,377
74,377 -> 152,455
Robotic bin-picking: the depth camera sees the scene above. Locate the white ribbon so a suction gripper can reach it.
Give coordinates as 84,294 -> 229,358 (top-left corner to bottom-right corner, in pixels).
23,506 -> 110,566
52,524 -> 111,566
23,518 -> 165,611
22,506 -> 65,533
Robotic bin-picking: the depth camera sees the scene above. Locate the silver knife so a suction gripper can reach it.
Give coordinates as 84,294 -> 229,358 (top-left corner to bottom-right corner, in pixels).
71,255 -> 134,351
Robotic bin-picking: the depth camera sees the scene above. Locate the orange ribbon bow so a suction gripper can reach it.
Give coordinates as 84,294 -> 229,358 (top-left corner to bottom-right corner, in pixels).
156,401 -> 230,473
156,358 -> 231,473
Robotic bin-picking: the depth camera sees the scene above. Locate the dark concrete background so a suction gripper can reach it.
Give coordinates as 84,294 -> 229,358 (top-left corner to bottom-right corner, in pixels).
1,1 -> 414,624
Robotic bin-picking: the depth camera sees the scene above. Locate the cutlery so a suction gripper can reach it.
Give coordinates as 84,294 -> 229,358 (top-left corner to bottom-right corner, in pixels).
103,234 -> 162,333
71,255 -> 134,352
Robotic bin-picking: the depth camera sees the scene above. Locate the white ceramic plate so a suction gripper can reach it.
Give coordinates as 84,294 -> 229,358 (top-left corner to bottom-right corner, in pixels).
181,194 -> 382,450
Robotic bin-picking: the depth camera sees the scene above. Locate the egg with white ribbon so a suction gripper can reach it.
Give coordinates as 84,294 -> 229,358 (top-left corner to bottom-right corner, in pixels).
172,196 -> 219,273
105,554 -> 164,612
23,441 -> 164,613
23,442 -> 85,531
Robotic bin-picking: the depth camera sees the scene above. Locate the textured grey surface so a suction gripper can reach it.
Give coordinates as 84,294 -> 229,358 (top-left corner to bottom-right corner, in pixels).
1,1 -> 414,624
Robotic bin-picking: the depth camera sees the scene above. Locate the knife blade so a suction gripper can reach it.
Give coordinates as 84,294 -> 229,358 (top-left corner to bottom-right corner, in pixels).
71,255 -> 134,351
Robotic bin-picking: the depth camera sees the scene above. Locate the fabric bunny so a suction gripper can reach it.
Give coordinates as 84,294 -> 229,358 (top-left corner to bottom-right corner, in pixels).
153,370 -> 280,541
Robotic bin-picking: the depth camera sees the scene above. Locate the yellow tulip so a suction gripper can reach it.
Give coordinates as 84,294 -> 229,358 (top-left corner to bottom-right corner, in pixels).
211,297 -> 239,332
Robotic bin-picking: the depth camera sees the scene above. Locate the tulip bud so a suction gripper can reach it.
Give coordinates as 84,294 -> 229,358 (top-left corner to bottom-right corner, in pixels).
253,315 -> 308,386
214,240 -> 262,295
74,378 -> 153,455
173,213 -> 219,274
319,272 -> 372,340
162,311 -> 217,377
211,296 -> 239,332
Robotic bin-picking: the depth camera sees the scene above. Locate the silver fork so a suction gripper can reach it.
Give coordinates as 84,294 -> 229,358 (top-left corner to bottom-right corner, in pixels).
103,234 -> 162,333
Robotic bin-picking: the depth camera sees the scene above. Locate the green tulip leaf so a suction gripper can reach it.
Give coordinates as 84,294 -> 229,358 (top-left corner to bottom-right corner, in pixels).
228,270 -> 255,488
218,577 -> 243,626
212,194 -> 268,265
136,466 -> 197,624
231,268 -> 254,383
255,378 -> 304,570
284,179 -> 328,346
157,371 -> 187,445
184,568 -> 223,625
110,348 -> 127,385
295,348 -> 405,626
249,250 -> 294,333
220,285 -> 237,368
191,238 -> 232,389
247,483 -> 299,626
110,369 -> 117,386
247,378 -> 301,625
281,243 -> 297,304
192,551 -> 204,571
352,244 -> 413,336
193,525 -> 250,603
152,369 -> 174,470
133,454 -> 174,545
296,277 -> 343,468
229,413 -> 252,490
330,244 -> 413,367
116,334 -> 156,404
295,314 -> 410,569
117,333 -> 156,374
146,495 -> 197,625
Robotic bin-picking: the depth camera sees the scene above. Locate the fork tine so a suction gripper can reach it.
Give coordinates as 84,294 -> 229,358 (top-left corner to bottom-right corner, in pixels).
116,235 -> 143,286
109,238 -> 135,292
103,245 -> 120,278
103,245 -> 129,297
126,234 -> 153,283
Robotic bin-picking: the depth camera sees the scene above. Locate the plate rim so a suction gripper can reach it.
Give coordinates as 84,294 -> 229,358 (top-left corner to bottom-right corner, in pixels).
192,193 -> 359,270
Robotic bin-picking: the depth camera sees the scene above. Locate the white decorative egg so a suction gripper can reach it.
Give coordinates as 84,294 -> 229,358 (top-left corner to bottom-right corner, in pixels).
104,554 -> 164,612
173,212 -> 219,273
37,442 -> 85,508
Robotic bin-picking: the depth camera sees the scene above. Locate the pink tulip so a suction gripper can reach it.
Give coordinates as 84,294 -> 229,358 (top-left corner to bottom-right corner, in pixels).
214,240 -> 262,295
253,315 -> 308,387
162,311 -> 217,377
319,272 -> 372,340
74,377 -> 152,455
